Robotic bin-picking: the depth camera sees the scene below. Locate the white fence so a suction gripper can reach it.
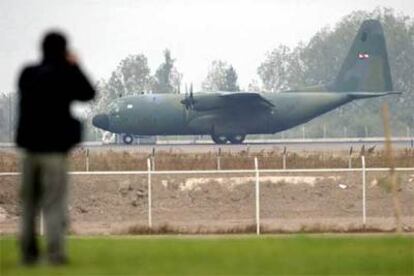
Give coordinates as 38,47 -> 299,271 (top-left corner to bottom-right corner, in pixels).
1,156 -> 413,235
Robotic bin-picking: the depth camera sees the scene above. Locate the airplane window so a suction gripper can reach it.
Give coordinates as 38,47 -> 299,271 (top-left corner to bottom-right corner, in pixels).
127,104 -> 133,109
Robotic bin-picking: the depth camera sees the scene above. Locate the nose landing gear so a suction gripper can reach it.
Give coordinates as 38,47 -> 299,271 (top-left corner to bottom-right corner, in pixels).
122,134 -> 134,144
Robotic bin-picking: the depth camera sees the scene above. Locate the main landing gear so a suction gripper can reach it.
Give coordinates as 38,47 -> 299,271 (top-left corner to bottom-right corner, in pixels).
211,134 -> 246,144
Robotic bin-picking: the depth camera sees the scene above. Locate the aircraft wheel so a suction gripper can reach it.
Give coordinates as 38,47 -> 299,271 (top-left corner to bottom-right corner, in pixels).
123,134 -> 134,144
228,134 -> 246,144
211,135 -> 228,144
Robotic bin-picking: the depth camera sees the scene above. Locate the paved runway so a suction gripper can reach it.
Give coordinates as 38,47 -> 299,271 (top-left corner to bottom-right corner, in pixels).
85,138 -> 413,153
1,138 -> 413,154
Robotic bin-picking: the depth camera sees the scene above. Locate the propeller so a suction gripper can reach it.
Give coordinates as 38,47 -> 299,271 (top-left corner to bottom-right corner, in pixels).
181,83 -> 195,110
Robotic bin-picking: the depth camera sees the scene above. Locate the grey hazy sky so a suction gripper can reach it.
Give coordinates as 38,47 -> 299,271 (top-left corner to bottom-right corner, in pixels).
0,0 -> 413,93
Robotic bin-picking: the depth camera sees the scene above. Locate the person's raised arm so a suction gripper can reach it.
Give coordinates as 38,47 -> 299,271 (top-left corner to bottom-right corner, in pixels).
66,52 -> 95,102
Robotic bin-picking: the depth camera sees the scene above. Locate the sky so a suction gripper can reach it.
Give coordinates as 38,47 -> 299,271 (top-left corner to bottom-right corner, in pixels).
0,0 -> 413,94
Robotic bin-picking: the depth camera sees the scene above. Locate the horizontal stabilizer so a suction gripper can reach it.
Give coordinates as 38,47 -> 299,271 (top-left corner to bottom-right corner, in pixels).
346,91 -> 401,99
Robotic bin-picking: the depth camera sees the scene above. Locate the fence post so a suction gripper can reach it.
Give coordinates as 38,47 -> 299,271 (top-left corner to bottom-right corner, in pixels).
85,148 -> 90,172
151,148 -> 155,171
254,157 -> 260,235
40,209 -> 44,236
147,158 -> 152,228
348,146 -> 353,169
217,147 -> 221,170
282,146 -> 287,170
361,155 -> 366,227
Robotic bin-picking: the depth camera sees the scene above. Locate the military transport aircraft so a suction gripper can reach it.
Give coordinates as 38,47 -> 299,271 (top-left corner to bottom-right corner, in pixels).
92,20 -> 400,144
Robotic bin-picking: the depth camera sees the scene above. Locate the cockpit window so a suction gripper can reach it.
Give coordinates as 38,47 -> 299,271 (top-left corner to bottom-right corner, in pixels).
109,102 -> 120,115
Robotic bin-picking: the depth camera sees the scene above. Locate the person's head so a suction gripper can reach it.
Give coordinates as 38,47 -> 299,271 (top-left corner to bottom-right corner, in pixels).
41,31 -> 67,62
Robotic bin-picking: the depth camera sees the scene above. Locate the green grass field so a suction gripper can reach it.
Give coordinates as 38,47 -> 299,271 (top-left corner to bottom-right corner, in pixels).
1,235 -> 413,275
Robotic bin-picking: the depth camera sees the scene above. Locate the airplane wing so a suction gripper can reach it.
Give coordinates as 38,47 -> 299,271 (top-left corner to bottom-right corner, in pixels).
218,92 -> 274,109
183,92 -> 274,111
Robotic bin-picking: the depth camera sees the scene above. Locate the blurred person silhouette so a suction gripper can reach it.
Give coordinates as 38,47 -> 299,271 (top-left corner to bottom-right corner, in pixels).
16,31 -> 95,265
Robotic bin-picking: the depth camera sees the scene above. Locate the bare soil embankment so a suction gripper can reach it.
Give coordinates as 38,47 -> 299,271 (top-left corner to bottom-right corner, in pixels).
1,149 -> 413,234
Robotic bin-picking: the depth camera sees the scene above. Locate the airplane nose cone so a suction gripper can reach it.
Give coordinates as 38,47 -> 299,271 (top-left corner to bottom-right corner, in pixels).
92,114 -> 109,130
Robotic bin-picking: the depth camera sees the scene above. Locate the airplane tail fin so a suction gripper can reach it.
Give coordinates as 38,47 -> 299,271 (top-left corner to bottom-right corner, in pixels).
332,19 -> 393,92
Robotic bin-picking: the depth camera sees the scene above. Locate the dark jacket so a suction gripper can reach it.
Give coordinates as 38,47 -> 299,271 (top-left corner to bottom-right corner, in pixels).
16,60 -> 95,152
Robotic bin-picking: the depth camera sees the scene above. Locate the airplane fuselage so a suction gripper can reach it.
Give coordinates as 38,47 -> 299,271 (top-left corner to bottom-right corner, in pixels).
99,92 -> 351,137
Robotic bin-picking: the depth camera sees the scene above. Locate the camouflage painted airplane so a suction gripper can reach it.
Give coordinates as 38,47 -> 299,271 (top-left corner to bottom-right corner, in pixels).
93,20 -> 400,144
